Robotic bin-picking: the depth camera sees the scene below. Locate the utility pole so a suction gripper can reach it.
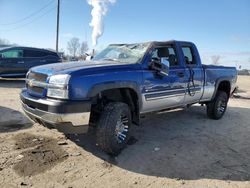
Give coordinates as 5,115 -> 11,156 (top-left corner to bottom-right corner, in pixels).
56,0 -> 60,52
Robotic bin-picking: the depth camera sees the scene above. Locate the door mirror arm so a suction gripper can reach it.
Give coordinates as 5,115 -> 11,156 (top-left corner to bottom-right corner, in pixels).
150,58 -> 170,76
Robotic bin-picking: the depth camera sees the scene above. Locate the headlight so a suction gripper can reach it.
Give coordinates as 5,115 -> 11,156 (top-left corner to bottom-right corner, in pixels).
47,74 -> 70,99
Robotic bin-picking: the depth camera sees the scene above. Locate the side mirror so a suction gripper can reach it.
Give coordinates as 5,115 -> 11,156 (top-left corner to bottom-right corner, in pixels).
150,57 -> 170,76
160,58 -> 170,76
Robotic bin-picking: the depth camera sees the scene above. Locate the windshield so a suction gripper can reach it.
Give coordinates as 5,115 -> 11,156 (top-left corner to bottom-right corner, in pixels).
92,43 -> 150,64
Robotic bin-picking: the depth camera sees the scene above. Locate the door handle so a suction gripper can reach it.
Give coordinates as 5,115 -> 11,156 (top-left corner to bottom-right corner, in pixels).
17,61 -> 24,64
177,72 -> 184,77
40,60 -> 46,63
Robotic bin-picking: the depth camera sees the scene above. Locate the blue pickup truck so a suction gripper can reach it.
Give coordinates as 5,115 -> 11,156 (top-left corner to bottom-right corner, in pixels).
20,41 -> 237,155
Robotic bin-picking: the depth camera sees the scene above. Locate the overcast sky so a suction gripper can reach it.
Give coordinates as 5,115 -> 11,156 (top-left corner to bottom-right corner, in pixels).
0,0 -> 249,68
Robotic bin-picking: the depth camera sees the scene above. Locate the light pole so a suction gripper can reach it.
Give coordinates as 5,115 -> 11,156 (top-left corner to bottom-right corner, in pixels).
56,0 -> 60,52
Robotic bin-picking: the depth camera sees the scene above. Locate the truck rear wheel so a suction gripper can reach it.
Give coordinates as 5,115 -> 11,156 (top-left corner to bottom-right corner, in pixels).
207,91 -> 228,120
96,102 -> 131,155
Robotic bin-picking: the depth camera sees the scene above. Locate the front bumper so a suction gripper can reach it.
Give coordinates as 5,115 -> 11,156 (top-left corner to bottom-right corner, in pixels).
20,89 -> 91,133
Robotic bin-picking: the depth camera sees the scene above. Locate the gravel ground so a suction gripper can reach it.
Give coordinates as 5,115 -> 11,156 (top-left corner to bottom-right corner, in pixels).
0,76 -> 250,188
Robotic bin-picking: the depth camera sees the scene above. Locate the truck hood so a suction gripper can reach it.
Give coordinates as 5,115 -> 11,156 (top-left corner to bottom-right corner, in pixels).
30,60 -> 140,76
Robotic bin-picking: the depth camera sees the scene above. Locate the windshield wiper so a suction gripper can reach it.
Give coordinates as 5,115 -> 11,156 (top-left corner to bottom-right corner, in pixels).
101,58 -> 119,62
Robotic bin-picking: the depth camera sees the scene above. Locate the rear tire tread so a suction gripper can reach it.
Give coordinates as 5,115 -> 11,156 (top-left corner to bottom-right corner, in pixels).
207,91 -> 228,120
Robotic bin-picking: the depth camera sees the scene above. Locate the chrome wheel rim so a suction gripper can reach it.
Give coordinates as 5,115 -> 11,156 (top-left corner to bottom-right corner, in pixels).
115,115 -> 129,143
217,99 -> 227,115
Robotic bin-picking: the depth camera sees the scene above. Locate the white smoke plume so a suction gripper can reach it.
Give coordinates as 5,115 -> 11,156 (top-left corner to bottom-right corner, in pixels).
87,0 -> 116,46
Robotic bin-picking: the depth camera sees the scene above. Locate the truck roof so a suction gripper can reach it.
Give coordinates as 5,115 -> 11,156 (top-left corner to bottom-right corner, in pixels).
0,46 -> 57,54
110,40 -> 194,47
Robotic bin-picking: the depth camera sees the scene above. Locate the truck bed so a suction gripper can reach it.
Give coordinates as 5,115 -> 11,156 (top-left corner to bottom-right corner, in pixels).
203,64 -> 237,85
200,65 -> 237,102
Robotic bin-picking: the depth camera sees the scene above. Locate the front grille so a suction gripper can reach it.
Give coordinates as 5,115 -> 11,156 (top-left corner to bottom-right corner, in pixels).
27,85 -> 44,94
27,71 -> 48,96
28,72 -> 48,82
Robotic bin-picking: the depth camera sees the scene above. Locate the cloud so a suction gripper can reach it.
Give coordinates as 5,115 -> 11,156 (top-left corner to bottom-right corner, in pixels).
87,0 -> 117,46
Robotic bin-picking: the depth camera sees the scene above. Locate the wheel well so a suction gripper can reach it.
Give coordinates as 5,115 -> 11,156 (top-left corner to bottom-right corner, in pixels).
90,88 -> 140,125
217,81 -> 231,97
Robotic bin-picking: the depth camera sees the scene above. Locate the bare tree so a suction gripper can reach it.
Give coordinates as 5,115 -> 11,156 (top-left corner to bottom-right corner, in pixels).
211,55 -> 220,65
67,37 -> 80,58
80,41 -> 89,57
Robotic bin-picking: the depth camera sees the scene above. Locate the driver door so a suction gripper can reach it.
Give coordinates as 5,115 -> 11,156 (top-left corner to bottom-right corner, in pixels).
141,45 -> 187,113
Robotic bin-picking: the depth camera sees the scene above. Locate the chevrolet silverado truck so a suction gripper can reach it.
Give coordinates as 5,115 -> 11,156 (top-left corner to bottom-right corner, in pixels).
20,41 -> 237,155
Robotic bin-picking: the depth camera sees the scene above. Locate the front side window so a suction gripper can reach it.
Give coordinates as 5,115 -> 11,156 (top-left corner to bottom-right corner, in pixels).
93,43 -> 150,64
0,49 -> 23,58
151,46 -> 178,66
182,47 -> 196,65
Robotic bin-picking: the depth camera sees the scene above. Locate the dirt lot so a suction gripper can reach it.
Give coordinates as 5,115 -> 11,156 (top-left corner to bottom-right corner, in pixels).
0,76 -> 250,188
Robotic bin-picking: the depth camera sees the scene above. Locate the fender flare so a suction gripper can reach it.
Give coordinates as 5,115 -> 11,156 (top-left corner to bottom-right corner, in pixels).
211,77 -> 232,100
87,81 -> 142,109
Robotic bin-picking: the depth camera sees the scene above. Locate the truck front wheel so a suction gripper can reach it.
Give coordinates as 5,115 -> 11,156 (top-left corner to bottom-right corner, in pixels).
96,102 -> 131,155
207,91 -> 228,120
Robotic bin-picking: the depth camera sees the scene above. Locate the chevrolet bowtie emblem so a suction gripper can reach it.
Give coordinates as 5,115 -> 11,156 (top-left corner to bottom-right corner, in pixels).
28,79 -> 35,87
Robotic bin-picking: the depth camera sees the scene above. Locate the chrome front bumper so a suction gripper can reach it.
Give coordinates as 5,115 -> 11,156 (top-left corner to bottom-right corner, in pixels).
22,102 -> 90,126
20,89 -> 91,133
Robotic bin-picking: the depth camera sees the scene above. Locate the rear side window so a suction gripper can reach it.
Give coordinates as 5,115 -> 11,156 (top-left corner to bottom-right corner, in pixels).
34,51 -> 47,57
1,49 -> 23,58
48,51 -> 58,57
24,50 -> 49,58
182,47 -> 196,65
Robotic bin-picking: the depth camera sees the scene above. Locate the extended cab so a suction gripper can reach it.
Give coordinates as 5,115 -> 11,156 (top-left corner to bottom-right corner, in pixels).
20,41 -> 237,155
